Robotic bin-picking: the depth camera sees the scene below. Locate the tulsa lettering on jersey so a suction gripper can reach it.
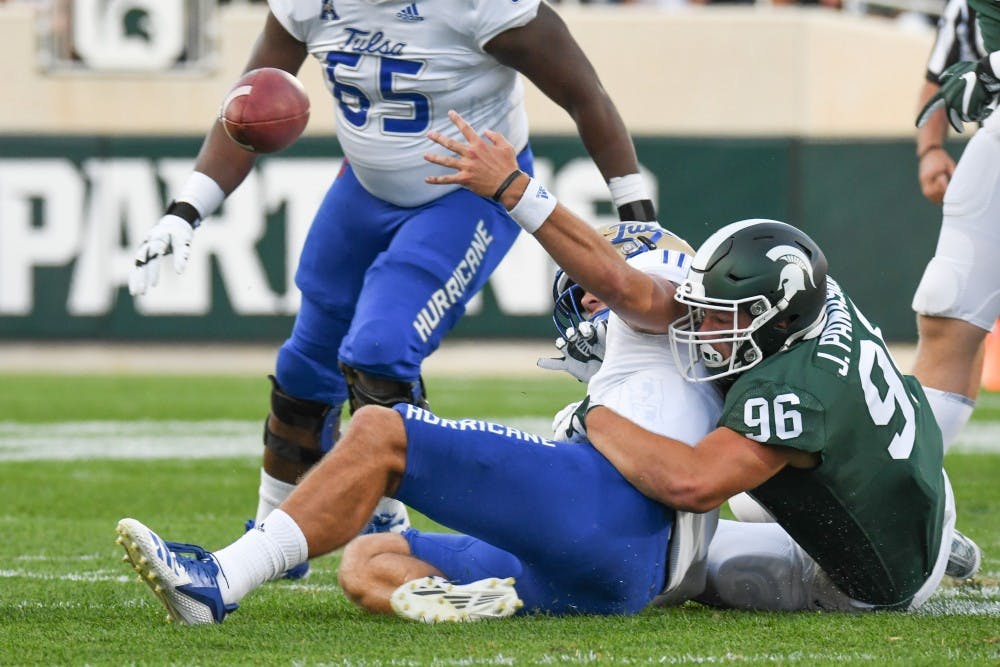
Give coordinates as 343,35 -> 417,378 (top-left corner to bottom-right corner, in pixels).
413,220 -> 494,343
816,278 -> 853,377
403,404 -> 557,447
340,28 -> 407,56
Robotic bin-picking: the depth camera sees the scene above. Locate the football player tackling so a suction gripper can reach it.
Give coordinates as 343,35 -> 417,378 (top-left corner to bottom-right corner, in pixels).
125,0 -> 659,575
420,111 -> 958,611
116,220 -> 723,623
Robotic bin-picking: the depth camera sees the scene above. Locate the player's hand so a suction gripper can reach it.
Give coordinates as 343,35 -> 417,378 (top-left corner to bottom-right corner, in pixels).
551,396 -> 596,442
917,147 -> 955,205
536,319 -> 607,383
424,110 -> 520,199
917,58 -> 1000,132
128,214 -> 196,296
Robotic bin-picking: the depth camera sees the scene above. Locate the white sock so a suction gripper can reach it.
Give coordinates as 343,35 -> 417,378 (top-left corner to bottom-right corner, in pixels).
214,509 -> 309,605
256,469 -> 297,525
923,386 -> 975,453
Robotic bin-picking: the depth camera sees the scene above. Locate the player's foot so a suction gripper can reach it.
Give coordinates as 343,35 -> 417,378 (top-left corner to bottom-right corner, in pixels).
116,518 -> 237,625
244,519 -> 310,580
360,497 -> 411,535
390,576 -> 523,623
945,529 -> 983,580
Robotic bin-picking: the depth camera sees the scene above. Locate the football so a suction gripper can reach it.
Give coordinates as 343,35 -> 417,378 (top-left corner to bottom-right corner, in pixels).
219,68 -> 310,153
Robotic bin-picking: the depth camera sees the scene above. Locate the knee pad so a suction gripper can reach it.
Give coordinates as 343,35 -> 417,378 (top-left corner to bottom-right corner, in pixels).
912,257 -> 967,317
339,362 -> 429,414
699,522 -> 810,611
263,375 -> 340,466
727,493 -> 776,523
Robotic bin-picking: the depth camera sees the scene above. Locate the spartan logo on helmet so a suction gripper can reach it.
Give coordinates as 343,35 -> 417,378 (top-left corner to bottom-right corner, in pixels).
765,244 -> 818,310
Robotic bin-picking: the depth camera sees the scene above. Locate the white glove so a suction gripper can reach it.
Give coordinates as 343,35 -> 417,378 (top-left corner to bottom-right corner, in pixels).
536,319 -> 607,383
551,396 -> 596,442
128,214 -> 196,296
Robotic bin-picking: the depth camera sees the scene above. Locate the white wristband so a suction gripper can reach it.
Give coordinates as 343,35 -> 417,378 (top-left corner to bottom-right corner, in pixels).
508,177 -> 558,234
176,171 -> 225,219
607,173 -> 648,208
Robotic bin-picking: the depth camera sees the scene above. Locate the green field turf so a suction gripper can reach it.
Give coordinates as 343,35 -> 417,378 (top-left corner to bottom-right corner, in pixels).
1,375 -> 999,665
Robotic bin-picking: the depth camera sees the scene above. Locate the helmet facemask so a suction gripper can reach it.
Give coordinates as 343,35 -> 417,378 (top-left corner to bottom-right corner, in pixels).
670,286 -> 779,382
552,269 -> 609,338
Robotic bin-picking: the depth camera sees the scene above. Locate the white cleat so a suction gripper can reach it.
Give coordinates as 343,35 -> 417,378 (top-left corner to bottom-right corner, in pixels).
360,497 -> 412,536
945,529 -> 983,581
390,576 -> 523,623
115,517 -> 236,625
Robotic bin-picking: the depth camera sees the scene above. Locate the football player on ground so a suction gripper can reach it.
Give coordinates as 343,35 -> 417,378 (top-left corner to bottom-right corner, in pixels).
126,0 -> 658,575
116,223 -> 723,623
416,112 -> 957,611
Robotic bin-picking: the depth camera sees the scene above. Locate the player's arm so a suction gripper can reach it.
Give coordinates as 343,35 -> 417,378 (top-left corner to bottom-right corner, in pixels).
586,406 -> 807,512
530,210 -> 681,332
129,12 -> 308,296
915,79 -> 955,205
484,4 -> 655,222
425,111 -> 680,332
193,12 -> 309,194
915,0 -> 968,205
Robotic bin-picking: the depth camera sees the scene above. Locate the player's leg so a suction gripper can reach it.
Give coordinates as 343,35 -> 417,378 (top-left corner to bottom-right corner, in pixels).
392,404 -> 672,615
339,531 -> 525,621
336,151 -> 531,389
912,124 -> 1000,450
697,520 -> 876,612
252,165 -> 403,542
117,404 -> 410,624
339,533 -> 445,614
913,316 -> 985,449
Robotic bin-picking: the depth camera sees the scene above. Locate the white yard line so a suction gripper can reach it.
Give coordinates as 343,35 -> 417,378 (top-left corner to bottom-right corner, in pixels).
0,419 -> 996,461
0,342 -> 927,377
0,341 -> 557,377
0,419 -> 554,460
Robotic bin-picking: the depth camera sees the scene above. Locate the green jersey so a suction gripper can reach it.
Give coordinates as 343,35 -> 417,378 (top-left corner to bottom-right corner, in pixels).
720,278 -> 945,608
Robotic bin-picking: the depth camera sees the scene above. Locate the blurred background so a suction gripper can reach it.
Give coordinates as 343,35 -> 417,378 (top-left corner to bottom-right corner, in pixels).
0,0 -> 948,348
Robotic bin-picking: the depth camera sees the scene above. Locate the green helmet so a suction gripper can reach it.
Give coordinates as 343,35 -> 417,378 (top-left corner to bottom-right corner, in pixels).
669,219 -> 828,382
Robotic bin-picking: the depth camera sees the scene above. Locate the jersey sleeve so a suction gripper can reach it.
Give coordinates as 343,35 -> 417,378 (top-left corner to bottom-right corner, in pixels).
267,0 -> 318,43
720,380 -> 827,454
471,0 -> 540,49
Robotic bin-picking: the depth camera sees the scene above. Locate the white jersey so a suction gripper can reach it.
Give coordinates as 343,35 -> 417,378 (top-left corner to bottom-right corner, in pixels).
588,247 -> 724,604
589,248 -> 721,445
269,0 -> 536,207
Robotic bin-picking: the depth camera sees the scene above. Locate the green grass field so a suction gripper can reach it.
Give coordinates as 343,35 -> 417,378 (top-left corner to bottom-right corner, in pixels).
2,375 -> 999,665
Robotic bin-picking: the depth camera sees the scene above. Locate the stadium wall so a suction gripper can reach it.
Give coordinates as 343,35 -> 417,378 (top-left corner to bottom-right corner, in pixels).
0,4 -> 948,341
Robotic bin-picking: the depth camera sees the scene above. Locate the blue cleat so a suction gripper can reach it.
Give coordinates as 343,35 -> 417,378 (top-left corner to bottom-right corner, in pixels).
116,518 -> 237,625
244,519 -> 310,580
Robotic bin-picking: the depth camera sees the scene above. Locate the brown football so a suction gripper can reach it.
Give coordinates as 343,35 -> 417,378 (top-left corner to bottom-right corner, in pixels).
219,68 -> 310,153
